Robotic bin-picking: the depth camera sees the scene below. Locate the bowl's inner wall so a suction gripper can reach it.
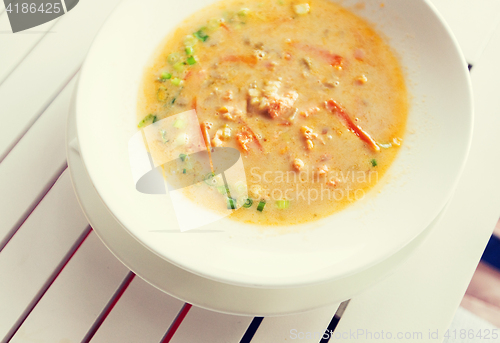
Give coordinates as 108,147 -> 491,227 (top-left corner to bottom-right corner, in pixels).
76,0 -> 472,287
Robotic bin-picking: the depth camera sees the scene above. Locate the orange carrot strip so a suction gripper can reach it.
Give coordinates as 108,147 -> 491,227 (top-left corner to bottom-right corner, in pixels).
325,99 -> 380,152
200,122 -> 215,172
235,115 -> 264,152
183,70 -> 192,80
292,42 -> 344,69
220,55 -> 258,65
192,96 -> 197,111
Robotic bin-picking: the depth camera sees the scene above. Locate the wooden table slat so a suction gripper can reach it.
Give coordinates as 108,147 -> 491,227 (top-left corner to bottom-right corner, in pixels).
250,304 -> 340,343
9,231 -> 130,343
89,277 -> 184,343
430,0 -> 500,64
0,171 -> 90,342
0,77 -> 75,249
0,0 -> 122,163
0,0 -> 499,342
333,20 -> 500,342
0,13 -> 60,85
169,306 -> 253,343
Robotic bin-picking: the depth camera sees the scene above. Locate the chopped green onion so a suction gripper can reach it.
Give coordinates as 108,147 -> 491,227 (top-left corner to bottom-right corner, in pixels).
157,87 -> 169,102
175,133 -> 188,146
217,185 -> 229,195
238,8 -> 250,16
187,56 -> 197,65
173,119 -> 186,129
183,169 -> 187,174
207,18 -> 224,30
234,181 -> 246,194
371,159 -> 378,167
257,200 -> 266,212
161,130 -> 169,143
160,72 -> 172,80
137,114 -> 157,128
167,53 -> 180,64
183,34 -> 198,47
243,198 -> 253,208
185,46 -> 194,56
173,61 -> 186,72
204,172 -> 216,186
275,200 -> 290,209
171,77 -> 183,86
194,29 -> 209,42
227,198 -> 237,210
179,153 -> 188,162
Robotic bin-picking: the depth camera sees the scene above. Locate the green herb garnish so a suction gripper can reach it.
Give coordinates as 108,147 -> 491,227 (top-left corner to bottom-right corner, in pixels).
275,200 -> 290,209
238,8 -> 250,16
157,87 -> 169,102
167,53 -> 180,64
179,153 -> 188,162
171,78 -> 183,86
161,130 -> 169,143
173,118 -> 186,129
227,198 -> 237,210
160,72 -> 172,80
194,29 -> 209,42
243,198 -> 253,208
137,114 -> 157,128
371,159 -> 378,167
257,200 -> 266,212
204,172 -> 216,186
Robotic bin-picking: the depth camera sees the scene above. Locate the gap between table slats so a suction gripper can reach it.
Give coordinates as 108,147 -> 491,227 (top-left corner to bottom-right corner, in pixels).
0,163 -> 67,252
3,227 -> 92,343
0,171 -> 90,342
0,12 -> 60,86
82,272 -> 137,343
0,76 -> 77,252
0,0 -> 122,164
8,231 -> 130,343
87,275 -> 185,343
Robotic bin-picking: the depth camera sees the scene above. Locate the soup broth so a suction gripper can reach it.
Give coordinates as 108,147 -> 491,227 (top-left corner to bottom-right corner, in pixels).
138,0 -> 408,225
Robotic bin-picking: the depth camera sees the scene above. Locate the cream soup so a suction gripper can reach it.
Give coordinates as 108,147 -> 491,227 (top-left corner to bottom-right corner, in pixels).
137,0 -> 408,225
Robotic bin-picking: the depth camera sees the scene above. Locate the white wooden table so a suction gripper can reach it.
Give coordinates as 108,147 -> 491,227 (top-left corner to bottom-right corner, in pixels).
1,1 -> 500,342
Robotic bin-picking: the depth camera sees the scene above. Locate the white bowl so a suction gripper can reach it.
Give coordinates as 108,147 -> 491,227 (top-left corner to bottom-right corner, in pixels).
76,0 -> 472,289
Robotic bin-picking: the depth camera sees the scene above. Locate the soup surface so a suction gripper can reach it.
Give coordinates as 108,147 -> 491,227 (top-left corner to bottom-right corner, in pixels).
137,0 -> 408,225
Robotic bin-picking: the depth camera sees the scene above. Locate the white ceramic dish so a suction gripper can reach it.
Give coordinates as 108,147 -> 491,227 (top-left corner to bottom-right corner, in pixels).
75,0 -> 472,289
67,97 -> 445,315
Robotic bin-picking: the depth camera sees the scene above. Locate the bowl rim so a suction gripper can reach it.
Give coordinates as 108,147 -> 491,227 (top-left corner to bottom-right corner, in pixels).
75,0 -> 474,288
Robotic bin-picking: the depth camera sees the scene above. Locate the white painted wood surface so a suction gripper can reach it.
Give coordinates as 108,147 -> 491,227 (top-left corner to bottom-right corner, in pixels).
251,304 -> 340,342
430,0 -> 500,64
0,77 -> 75,249
9,231 -> 130,343
0,0 -> 499,342
0,13 -> 59,84
90,277 -> 185,343
169,306 -> 253,343
0,0 -> 122,162
0,172 -> 89,342
333,18 -> 500,343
